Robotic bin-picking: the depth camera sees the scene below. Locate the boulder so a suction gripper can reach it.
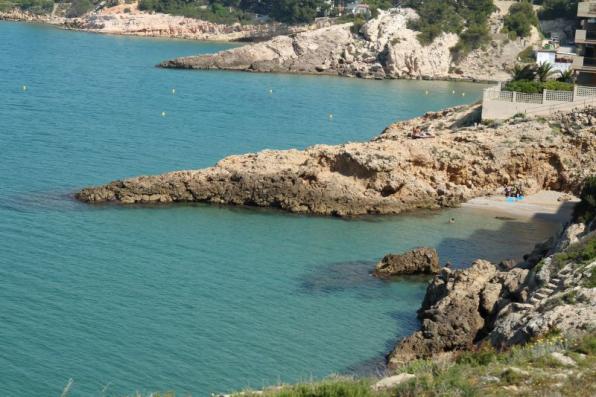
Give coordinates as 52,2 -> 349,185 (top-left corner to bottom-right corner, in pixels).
373,247 -> 440,278
371,373 -> 415,390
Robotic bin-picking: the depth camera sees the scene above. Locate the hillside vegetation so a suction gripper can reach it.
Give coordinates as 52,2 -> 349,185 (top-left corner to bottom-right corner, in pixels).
165,331 -> 595,397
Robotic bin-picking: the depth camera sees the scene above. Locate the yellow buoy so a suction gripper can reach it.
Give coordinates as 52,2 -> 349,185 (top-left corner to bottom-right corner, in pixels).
328,113 -> 333,120
161,111 -> 166,117
461,92 -> 466,97
269,89 -> 273,94
452,90 -> 456,95
172,88 -> 176,95
22,85 -> 27,91
425,90 -> 429,95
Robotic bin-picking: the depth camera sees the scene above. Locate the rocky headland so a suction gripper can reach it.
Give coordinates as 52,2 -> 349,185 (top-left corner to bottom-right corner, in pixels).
160,7 -> 540,82
75,105 -> 596,216
0,3 -> 307,42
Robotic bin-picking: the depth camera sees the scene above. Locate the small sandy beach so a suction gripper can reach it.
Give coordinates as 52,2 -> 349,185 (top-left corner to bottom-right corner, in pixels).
462,190 -> 579,223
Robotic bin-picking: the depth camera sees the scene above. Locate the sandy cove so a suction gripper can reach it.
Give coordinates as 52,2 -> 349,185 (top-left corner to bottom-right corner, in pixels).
463,190 -> 580,223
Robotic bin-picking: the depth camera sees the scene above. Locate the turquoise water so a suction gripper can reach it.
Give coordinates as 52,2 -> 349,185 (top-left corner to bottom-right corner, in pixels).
0,22 -> 561,396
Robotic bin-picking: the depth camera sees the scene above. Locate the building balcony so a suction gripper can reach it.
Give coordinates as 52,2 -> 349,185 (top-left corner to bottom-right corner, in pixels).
572,55 -> 596,72
578,1 -> 596,18
575,29 -> 596,44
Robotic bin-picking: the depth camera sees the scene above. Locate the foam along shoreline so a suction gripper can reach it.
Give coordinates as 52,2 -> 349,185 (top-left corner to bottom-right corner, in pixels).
462,190 -> 579,222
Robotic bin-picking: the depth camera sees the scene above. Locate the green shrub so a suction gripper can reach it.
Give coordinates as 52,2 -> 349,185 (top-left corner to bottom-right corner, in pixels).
350,15 -> 367,35
503,80 -> 573,93
66,0 -> 93,18
542,80 -> 573,91
539,0 -> 579,20
503,80 -> 543,93
405,0 -> 495,54
517,46 -> 535,62
553,235 -> 596,272
139,0 -> 255,24
503,0 -> 538,38
456,344 -> 498,366
1,0 -> 54,14
572,333 -> 596,355
451,22 -> 491,62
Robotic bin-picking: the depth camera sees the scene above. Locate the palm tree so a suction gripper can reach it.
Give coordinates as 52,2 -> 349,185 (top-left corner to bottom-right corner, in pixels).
536,62 -> 558,82
511,64 -> 537,81
557,69 -> 575,84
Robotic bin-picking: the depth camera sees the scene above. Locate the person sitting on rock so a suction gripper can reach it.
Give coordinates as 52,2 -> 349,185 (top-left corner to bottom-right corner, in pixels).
412,126 -> 434,139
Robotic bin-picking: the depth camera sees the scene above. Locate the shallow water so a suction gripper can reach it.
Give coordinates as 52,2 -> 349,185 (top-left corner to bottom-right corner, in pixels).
0,21 -> 561,396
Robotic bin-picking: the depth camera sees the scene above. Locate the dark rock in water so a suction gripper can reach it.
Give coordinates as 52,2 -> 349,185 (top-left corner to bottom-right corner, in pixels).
373,247 -> 440,278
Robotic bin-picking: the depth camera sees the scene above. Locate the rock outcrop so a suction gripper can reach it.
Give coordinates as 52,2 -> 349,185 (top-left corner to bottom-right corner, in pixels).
387,221 -> 596,368
374,247 -> 440,278
76,105 -> 596,216
160,8 -> 540,82
0,5 -> 302,42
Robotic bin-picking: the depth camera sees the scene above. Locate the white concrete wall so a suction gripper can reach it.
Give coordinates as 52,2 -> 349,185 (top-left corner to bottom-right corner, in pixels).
536,52 -> 555,65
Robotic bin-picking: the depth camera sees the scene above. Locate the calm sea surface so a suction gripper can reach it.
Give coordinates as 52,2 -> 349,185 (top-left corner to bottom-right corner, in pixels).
0,21 -> 561,396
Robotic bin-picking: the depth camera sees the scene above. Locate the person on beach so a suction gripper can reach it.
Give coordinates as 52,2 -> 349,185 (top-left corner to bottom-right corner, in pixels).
504,185 -> 511,197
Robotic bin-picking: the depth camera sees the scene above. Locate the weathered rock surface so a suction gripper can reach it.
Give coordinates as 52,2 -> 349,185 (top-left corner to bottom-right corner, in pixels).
387,221 -> 596,368
160,8 -> 540,82
371,373 -> 415,390
0,5 -> 304,42
374,247 -> 440,278
76,105 -> 596,217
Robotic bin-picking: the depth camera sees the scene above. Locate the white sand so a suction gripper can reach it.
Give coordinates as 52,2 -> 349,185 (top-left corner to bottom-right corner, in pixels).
462,190 -> 579,223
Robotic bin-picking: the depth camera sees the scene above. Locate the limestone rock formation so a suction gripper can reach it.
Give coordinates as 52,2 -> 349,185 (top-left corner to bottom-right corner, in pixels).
387,221 -> 596,368
76,105 -> 596,217
0,6 -> 294,42
374,247 -> 440,278
160,8 -> 541,82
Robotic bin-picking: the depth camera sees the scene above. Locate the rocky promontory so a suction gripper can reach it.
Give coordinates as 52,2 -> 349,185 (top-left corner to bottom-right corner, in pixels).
76,105 -> 596,216
0,4 -> 305,42
160,8 -> 540,82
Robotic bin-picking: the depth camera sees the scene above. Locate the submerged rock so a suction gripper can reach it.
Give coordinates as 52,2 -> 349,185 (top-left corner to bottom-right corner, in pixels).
373,247 -> 440,278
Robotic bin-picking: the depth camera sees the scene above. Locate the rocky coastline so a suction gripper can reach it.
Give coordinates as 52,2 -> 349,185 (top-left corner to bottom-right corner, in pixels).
75,104 -> 596,216
159,8 -> 540,82
0,5 -> 307,42
3,5 -> 542,82
387,212 -> 596,368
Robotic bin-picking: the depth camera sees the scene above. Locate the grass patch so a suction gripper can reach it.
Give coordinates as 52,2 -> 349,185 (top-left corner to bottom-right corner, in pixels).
224,332 -> 596,397
552,235 -> 596,271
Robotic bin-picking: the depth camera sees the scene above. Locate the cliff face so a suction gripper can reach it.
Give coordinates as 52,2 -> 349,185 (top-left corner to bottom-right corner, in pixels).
160,8 -> 540,82
160,9 -> 458,79
388,220 -> 596,368
76,105 -> 596,216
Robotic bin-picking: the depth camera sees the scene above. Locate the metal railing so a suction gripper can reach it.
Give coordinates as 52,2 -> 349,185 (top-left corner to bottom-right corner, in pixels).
522,97 -> 596,116
483,84 -> 596,105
